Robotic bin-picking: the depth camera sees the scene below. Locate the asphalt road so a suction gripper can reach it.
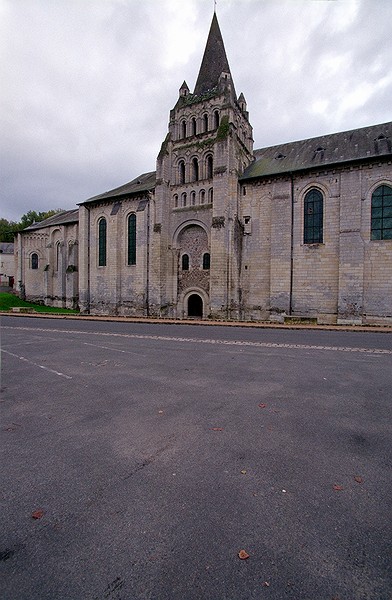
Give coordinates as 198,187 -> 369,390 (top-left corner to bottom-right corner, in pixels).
1,316 -> 391,600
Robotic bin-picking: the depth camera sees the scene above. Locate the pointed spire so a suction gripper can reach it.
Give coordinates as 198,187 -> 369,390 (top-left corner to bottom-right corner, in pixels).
194,13 -> 234,96
179,80 -> 190,97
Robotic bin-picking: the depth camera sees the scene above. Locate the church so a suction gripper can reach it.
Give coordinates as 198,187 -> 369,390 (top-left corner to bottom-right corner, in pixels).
16,14 -> 392,325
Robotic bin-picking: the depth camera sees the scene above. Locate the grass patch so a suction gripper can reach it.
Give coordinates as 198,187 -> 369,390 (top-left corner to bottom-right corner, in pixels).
0,292 -> 79,314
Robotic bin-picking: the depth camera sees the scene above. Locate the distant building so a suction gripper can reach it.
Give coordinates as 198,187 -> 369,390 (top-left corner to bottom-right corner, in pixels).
16,14 -> 392,324
0,242 -> 15,287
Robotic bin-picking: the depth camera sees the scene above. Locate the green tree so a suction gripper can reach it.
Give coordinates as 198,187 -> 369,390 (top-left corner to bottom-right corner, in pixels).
0,209 -> 65,241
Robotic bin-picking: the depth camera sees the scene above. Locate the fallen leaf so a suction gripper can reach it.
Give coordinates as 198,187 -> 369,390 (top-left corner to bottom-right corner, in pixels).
211,427 -> 223,431
238,550 -> 249,560
258,403 -> 267,408
240,470 -> 247,475
354,476 -> 363,484
333,484 -> 343,491
263,581 -> 270,587
32,510 -> 44,520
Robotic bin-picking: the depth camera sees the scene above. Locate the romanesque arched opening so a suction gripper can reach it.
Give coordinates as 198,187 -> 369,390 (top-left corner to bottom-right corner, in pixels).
188,294 -> 203,317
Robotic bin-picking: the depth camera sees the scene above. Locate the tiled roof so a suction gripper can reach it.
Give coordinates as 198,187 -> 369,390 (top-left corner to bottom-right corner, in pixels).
241,122 -> 392,181
24,209 -> 79,231
81,171 -> 156,204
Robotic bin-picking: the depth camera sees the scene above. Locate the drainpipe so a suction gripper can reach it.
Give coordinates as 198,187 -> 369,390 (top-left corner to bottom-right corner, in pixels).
146,194 -> 150,317
86,205 -> 91,313
289,172 -> 294,315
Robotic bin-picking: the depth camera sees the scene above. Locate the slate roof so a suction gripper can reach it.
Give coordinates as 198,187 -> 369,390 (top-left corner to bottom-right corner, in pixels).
0,242 -> 14,254
81,171 -> 156,204
242,122 -> 392,181
24,209 -> 79,231
194,13 -> 234,96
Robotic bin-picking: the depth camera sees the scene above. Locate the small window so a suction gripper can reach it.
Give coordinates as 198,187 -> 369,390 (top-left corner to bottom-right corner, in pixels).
181,192 -> 187,207
214,110 -> 219,129
127,213 -> 136,265
31,253 -> 38,270
181,120 -> 186,139
179,160 -> 185,184
371,184 -> 392,240
98,217 -> 107,266
304,189 -> 323,244
191,157 -> 199,182
202,252 -> 210,270
203,113 -> 208,132
191,117 -> 197,136
173,194 -> 179,208
206,155 -> 213,179
208,188 -> 213,204
200,189 -> 205,204
190,191 -> 196,206
182,254 -> 189,270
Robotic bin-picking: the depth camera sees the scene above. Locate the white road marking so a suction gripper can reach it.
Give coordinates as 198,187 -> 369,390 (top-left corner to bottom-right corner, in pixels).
2,325 -> 392,355
83,342 -> 144,356
1,349 -> 72,379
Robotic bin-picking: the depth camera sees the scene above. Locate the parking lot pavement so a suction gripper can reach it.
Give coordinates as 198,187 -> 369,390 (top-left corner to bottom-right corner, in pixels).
1,316 -> 391,599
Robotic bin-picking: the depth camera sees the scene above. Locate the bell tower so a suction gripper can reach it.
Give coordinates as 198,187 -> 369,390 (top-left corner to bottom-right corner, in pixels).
154,12 -> 254,319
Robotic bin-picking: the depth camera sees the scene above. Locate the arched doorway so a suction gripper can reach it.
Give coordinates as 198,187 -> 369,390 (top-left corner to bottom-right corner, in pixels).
188,294 -> 203,318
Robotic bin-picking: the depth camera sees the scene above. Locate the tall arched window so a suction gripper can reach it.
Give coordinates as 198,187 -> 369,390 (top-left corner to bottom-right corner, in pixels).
98,217 -> 107,266
190,191 -> 196,206
127,213 -> 136,265
214,110 -> 219,129
206,155 -> 213,179
55,241 -> 61,272
191,157 -> 199,182
173,194 -> 179,208
179,160 -> 185,184
182,253 -> 189,270
31,253 -> 38,270
181,120 -> 186,139
199,189 -> 205,204
181,192 -> 187,207
208,188 -> 213,204
191,117 -> 197,136
304,188 -> 323,244
203,252 -> 210,270
371,184 -> 392,240
203,113 -> 208,132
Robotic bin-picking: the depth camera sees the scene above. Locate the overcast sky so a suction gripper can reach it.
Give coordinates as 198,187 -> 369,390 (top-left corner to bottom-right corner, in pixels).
1,0 -> 391,222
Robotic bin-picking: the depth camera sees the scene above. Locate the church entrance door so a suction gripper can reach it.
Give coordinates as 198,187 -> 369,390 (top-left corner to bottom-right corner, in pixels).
187,294 -> 203,318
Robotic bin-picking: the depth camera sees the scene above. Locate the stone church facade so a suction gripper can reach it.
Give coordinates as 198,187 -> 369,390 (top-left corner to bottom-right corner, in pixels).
16,14 -> 392,324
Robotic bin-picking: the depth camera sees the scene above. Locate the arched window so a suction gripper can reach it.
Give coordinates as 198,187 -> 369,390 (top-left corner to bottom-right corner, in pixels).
179,160 -> 185,184
214,110 -> 219,129
181,120 -> 186,139
206,155 -> 213,179
208,188 -> 213,204
199,189 -> 205,204
127,213 -> 136,265
173,194 -> 179,208
182,253 -> 189,270
191,117 -> 197,136
203,113 -> 208,132
202,252 -> 210,270
181,192 -> 187,207
191,157 -> 199,182
98,217 -> 107,266
304,189 -> 323,244
190,191 -> 196,206
55,241 -> 61,272
31,253 -> 38,270
371,184 -> 392,240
